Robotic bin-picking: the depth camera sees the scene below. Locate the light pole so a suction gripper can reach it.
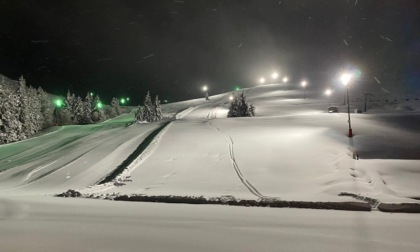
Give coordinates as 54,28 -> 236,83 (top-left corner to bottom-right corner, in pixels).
203,85 -> 209,100
301,81 -> 307,99
325,89 -> 332,106
341,73 -> 353,137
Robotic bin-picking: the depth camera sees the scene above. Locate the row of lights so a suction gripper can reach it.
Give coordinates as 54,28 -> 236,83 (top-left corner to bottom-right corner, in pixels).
54,92 -> 130,109
203,70 -> 357,138
258,72 -> 289,84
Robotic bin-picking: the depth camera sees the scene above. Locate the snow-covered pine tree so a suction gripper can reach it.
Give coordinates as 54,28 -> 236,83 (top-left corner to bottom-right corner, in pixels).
227,92 -> 255,118
0,84 -> 23,143
66,90 -> 76,122
135,105 -> 144,123
227,93 -> 239,117
0,84 -> 7,143
27,85 -> 43,134
16,76 -> 31,139
80,93 -> 93,124
91,95 -> 104,122
38,87 -> 53,128
111,97 -> 122,116
73,96 -> 84,124
154,95 -> 163,122
247,103 -> 255,117
142,91 -> 154,122
53,96 -> 71,126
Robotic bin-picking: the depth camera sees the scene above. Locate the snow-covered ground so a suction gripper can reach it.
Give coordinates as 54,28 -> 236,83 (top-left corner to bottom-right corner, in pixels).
1,83 -> 420,251
1,195 -> 419,252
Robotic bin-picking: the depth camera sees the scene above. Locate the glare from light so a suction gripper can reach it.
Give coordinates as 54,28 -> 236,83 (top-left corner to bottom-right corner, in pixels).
259,77 -> 265,84
97,102 -> 103,109
271,72 -> 279,79
282,77 -> 288,83
325,89 -> 332,96
301,81 -> 307,87
127,97 -> 130,101
90,92 -> 94,96
340,73 -> 352,86
229,95 -> 234,101
202,85 -> 208,91
54,99 -> 63,107
120,98 -> 126,104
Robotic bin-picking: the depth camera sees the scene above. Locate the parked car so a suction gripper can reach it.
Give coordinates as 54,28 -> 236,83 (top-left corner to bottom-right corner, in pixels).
328,106 -> 338,113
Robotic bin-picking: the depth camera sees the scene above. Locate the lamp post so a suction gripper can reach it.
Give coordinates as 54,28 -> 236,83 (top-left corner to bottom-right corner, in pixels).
325,89 -> 332,106
301,81 -> 307,99
341,73 -> 353,137
203,85 -> 209,100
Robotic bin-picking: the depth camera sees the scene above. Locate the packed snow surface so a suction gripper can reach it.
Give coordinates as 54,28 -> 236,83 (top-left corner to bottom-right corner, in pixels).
1,83 -> 419,251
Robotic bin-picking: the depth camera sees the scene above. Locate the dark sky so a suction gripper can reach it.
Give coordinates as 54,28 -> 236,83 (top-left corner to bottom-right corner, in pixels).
0,0 -> 419,104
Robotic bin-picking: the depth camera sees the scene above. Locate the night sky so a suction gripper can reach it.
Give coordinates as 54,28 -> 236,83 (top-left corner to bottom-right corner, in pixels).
0,0 -> 419,104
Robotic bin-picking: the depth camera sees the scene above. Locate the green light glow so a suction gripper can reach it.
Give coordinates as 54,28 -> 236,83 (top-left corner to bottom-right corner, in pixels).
164,100 -> 168,103
120,98 -> 126,104
90,92 -> 94,96
235,86 -> 241,91
126,97 -> 130,101
97,102 -> 103,109
54,99 -> 63,107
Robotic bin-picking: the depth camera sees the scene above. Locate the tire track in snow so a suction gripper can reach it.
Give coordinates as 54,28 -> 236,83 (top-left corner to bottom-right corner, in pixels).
208,118 -> 268,199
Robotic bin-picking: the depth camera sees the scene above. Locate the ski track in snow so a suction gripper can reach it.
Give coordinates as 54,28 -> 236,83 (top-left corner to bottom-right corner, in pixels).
207,110 -> 273,200
24,160 -> 58,182
207,105 -> 220,119
79,122 -> 173,194
175,106 -> 196,119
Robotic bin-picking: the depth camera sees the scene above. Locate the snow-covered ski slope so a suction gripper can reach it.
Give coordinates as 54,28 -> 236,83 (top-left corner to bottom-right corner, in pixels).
92,84 -> 420,203
1,83 -> 420,203
0,113 -> 160,194
1,83 -> 420,252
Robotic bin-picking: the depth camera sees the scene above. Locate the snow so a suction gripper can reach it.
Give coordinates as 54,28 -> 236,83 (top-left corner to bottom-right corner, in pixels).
1,83 -> 420,250
1,196 -> 419,252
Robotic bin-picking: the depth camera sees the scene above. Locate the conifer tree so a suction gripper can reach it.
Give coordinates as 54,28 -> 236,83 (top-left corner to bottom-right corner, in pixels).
38,87 -> 53,128
1,85 -> 23,142
28,86 -> 43,133
0,84 -> 7,143
142,91 -> 154,122
16,76 -> 30,139
66,90 -> 76,121
73,96 -> 84,124
135,105 -> 144,123
154,95 -> 163,122
227,92 -> 255,118
81,93 -> 93,124
111,97 -> 121,116
91,95 -> 104,122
